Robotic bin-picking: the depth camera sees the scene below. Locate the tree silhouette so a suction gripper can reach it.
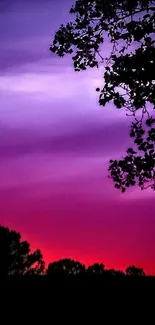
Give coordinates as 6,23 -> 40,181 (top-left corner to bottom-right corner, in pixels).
109,117 -> 155,191
47,258 -> 86,276
105,268 -> 125,277
50,0 -> 155,191
126,265 -> 146,276
0,226 -> 45,276
87,263 -> 105,275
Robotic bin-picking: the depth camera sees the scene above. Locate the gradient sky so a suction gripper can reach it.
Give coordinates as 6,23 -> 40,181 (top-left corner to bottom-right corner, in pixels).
0,0 -> 155,274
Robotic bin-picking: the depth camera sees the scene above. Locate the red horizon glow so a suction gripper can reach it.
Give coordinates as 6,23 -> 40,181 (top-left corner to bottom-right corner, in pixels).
0,0 -> 155,276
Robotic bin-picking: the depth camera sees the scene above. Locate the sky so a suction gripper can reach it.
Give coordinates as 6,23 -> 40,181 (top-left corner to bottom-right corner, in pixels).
0,0 -> 155,274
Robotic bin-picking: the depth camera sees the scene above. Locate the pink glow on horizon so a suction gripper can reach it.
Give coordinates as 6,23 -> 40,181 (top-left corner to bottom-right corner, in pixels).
0,0 -> 155,275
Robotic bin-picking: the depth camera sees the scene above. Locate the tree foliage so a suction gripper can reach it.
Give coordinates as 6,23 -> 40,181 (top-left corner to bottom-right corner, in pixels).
0,224 -> 148,277
0,226 -> 45,276
109,116 -> 155,191
50,0 -> 155,191
47,259 -> 146,277
87,262 -> 105,275
105,269 -> 125,277
47,258 -> 85,276
126,265 -> 146,276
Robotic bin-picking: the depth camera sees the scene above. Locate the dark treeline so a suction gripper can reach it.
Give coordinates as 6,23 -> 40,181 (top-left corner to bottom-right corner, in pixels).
1,225 -> 155,288
50,0 -> 155,193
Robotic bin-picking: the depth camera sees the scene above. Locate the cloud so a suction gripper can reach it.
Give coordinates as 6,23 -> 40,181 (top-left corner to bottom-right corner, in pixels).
0,45 -> 50,74
1,0 -> 155,276
0,62 -> 104,97
0,178 -> 155,274
121,186 -> 155,201
0,115 -> 131,159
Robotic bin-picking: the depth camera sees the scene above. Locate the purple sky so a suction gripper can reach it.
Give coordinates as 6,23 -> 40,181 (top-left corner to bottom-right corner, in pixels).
0,0 -> 155,274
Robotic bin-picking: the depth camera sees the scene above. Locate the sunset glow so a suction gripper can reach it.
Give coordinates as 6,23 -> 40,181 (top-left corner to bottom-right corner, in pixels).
0,0 -> 155,275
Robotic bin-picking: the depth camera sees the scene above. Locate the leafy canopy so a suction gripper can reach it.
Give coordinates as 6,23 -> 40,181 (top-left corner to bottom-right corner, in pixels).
50,0 -> 155,192
87,262 -> 105,275
126,265 -> 146,276
0,226 -> 45,276
47,258 -> 85,275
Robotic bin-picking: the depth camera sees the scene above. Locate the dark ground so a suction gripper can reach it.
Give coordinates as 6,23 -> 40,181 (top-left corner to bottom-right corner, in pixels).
2,275 -> 155,323
2,274 -> 155,288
